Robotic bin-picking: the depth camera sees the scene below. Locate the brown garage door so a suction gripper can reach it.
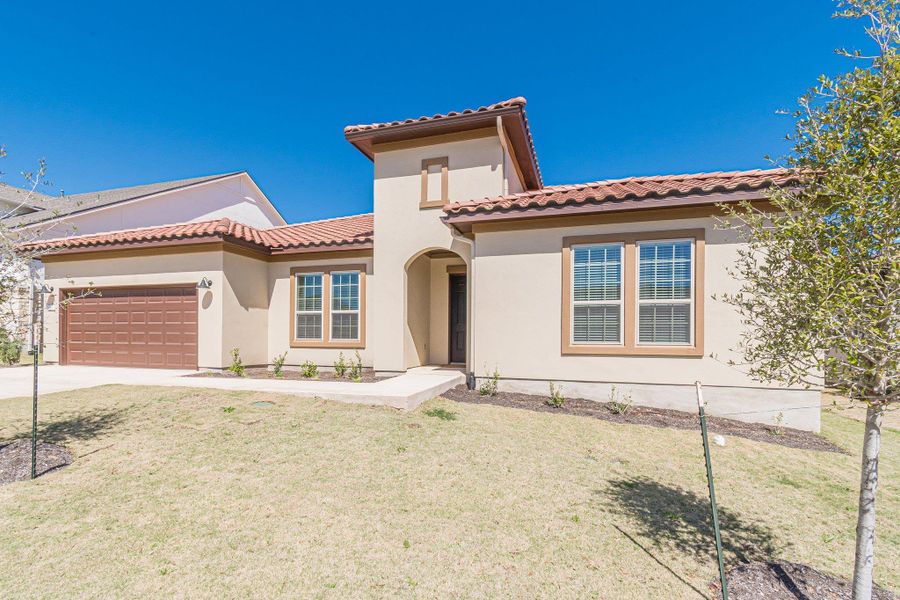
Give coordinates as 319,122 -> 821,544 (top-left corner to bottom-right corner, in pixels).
62,286 -> 198,369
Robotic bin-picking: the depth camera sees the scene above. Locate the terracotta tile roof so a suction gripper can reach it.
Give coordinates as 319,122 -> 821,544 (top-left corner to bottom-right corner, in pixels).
343,97 -> 528,133
20,213 -> 374,254
443,168 -> 799,218
344,97 -> 542,188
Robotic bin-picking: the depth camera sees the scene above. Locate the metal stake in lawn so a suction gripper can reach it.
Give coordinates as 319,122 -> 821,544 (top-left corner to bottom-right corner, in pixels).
696,381 -> 728,600
30,282 -> 51,480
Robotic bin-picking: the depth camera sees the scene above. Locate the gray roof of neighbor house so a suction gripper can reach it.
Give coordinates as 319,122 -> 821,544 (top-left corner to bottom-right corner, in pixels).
0,183 -> 51,212
4,172 -> 245,227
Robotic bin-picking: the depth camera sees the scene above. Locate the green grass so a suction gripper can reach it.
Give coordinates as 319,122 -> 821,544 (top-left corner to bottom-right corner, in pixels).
422,407 -> 456,421
0,386 -> 896,598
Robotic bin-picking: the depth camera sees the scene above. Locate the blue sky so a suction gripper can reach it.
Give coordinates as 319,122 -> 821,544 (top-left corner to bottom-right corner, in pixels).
0,1 -> 870,223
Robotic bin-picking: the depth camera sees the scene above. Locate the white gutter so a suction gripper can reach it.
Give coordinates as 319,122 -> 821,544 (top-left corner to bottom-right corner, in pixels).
449,224 -> 476,389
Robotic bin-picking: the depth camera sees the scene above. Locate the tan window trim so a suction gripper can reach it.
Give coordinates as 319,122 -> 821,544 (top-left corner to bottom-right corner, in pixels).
420,156 -> 449,209
561,229 -> 704,357
290,265 -> 366,349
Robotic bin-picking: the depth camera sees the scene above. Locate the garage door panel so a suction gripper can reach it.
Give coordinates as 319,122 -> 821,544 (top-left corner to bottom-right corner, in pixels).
63,286 -> 198,369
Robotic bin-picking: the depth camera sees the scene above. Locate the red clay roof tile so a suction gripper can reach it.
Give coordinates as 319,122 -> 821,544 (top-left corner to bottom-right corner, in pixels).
344,97 -> 543,187
443,168 -> 799,218
343,97 -> 528,133
21,213 -> 374,254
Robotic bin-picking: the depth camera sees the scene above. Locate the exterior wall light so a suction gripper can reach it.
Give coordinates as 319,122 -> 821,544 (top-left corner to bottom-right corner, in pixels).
197,277 -> 213,289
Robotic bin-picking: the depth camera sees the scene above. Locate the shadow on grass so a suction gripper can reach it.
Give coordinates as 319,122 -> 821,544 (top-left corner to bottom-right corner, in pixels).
602,476 -> 778,564
18,408 -> 129,445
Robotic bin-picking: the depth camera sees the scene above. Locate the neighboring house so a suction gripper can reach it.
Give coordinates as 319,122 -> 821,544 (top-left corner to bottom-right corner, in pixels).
5,171 -> 285,239
2,171 -> 285,340
20,98 -> 820,431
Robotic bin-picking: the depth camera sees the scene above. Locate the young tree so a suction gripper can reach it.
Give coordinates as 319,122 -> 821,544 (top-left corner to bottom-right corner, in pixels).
722,2 -> 898,597
0,152 -> 53,343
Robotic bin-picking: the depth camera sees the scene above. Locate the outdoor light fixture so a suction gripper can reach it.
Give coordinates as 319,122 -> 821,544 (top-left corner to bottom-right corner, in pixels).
197,277 -> 213,289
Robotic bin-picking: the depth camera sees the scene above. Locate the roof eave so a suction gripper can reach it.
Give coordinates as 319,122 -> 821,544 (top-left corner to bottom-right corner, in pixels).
29,235 -> 374,260
345,106 -> 541,189
442,189 -> 773,232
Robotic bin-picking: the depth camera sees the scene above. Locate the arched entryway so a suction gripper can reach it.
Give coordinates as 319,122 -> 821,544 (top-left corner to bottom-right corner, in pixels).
404,248 -> 468,369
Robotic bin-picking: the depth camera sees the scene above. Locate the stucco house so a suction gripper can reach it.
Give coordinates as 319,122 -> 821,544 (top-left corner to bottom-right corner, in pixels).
3,171 -> 285,341
20,98 -> 820,431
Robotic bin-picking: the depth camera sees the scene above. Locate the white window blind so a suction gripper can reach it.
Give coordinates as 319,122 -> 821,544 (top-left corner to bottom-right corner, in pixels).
331,271 -> 360,340
572,244 -> 622,344
296,273 -> 323,340
637,240 -> 693,345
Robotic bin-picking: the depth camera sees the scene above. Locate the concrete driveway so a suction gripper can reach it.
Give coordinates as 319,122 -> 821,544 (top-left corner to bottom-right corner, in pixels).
0,365 -> 195,400
0,365 -> 465,410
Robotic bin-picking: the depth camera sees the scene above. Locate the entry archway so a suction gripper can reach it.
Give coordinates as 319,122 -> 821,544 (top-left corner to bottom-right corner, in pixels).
403,248 -> 468,369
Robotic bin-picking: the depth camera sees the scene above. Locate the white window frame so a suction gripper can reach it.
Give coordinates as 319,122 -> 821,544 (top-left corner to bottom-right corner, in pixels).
295,272 -> 324,341
330,270 -> 361,342
570,242 -> 625,346
635,238 -> 694,346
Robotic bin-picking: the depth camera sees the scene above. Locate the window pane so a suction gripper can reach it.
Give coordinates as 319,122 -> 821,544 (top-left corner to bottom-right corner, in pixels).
573,245 -> 621,301
331,272 -> 360,311
638,304 -> 691,344
639,241 -> 692,300
296,314 -> 322,340
331,313 -> 359,340
573,305 -> 620,344
296,274 -> 323,311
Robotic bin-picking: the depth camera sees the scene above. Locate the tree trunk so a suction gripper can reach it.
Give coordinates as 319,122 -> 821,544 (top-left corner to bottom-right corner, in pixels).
852,402 -> 884,600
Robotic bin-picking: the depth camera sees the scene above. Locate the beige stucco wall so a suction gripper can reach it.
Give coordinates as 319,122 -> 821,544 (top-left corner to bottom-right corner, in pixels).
471,215 -> 821,430
405,255 -> 431,368
266,256 -> 374,369
41,250 -> 226,368
472,215 -> 807,389
370,135 -> 501,372
221,252 -> 269,367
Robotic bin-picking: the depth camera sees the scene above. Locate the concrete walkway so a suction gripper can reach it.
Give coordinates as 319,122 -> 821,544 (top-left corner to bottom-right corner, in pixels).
0,365 -> 465,410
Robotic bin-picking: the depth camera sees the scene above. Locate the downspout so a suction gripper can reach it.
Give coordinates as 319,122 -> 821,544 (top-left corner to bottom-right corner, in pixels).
449,224 -> 476,389
496,116 -> 510,196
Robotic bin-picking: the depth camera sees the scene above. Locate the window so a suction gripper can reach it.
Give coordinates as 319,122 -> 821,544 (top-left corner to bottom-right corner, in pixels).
420,157 -> 448,209
330,271 -> 360,340
290,265 -> 367,348
295,273 -> 323,340
637,240 -> 693,345
571,244 -> 622,344
561,229 -> 704,356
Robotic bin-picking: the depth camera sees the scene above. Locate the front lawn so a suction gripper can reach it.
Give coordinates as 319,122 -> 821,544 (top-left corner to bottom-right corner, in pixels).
0,386 -> 896,598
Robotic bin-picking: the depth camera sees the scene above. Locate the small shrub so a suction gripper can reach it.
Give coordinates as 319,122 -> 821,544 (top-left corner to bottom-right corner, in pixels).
606,385 -> 633,415
423,408 -> 457,421
403,539 -> 411,549
0,329 -> 22,365
333,352 -> 349,378
272,352 -> 287,378
222,406 -> 235,414
547,382 -> 565,408
300,360 -> 318,378
349,351 -> 363,382
228,348 -> 245,377
478,366 -> 500,396
772,411 -> 785,436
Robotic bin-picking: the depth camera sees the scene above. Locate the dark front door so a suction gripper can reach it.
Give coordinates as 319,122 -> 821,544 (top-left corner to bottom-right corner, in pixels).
449,274 -> 466,364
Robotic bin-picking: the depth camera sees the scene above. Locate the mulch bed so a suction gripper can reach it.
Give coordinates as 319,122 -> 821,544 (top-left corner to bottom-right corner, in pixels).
711,560 -> 895,599
187,367 -> 391,384
0,439 -> 73,485
441,386 -> 845,454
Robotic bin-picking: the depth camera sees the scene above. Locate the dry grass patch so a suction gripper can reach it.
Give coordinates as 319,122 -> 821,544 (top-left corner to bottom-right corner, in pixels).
0,386 -> 896,599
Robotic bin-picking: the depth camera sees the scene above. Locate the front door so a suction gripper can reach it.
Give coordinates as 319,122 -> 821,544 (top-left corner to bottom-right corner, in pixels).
448,274 -> 466,364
